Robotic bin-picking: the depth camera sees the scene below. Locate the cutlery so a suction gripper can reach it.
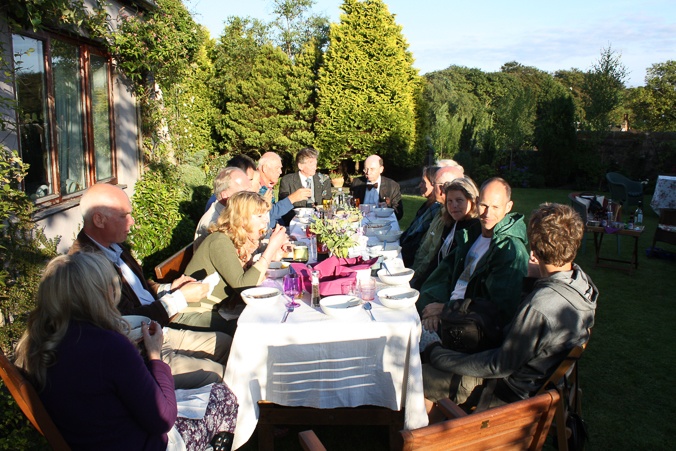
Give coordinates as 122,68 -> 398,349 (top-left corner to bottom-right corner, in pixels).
249,291 -> 279,299
345,297 -> 362,308
363,302 -> 376,321
380,291 -> 416,300
281,305 -> 295,323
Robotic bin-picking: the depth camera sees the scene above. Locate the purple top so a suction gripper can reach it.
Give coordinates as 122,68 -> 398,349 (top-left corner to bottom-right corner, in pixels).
39,321 -> 177,450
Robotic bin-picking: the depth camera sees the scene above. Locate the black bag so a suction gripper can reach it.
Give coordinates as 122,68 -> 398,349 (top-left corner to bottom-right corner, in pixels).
439,298 -> 503,353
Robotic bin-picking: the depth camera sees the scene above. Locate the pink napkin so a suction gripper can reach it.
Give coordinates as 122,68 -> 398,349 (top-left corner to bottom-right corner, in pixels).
290,256 -> 378,296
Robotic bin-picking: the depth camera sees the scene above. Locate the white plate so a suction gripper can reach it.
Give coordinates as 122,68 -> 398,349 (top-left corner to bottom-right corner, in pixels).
319,295 -> 364,319
241,287 -> 281,307
122,315 -> 151,342
378,287 -> 419,309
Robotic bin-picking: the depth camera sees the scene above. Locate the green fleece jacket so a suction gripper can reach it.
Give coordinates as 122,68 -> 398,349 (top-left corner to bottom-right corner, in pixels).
417,212 -> 529,324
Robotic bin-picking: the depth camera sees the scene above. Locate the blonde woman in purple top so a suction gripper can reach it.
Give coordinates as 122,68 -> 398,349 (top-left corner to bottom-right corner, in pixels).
15,253 -> 237,451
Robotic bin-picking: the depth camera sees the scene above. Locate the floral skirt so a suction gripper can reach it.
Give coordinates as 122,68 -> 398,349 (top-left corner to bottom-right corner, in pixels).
174,383 -> 238,450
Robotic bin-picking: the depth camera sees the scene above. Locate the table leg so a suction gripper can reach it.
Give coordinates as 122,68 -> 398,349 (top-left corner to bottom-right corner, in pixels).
632,235 -> 639,269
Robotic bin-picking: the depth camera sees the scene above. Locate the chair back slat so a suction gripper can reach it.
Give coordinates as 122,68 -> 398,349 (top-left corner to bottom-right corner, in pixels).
154,242 -> 194,283
0,350 -> 70,450
401,389 -> 559,451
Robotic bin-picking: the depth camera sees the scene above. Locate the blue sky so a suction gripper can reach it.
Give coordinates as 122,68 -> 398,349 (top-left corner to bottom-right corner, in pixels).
185,0 -> 676,87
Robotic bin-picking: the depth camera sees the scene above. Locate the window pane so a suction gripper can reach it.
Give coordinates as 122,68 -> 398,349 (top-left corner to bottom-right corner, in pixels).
12,34 -> 53,199
51,39 -> 86,195
90,54 -> 112,181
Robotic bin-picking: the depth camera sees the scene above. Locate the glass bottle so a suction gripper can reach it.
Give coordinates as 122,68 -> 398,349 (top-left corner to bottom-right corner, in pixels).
311,270 -> 321,307
634,201 -> 643,226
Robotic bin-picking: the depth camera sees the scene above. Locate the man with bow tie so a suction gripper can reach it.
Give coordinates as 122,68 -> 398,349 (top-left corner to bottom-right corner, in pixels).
350,154 -> 404,220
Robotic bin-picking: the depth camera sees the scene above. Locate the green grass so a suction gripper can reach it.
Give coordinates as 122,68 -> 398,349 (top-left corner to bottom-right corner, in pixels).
244,189 -> 676,450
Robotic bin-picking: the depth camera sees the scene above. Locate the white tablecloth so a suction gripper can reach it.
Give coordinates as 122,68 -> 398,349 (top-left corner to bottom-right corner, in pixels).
651,175 -> 676,215
223,288 -> 428,449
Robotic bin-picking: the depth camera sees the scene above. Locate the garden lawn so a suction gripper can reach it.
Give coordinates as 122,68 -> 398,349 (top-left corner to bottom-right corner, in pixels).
243,189 -> 676,450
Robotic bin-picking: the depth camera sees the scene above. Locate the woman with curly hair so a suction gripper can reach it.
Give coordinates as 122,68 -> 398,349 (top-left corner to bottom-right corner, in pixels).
14,252 -> 238,451
185,191 -> 290,307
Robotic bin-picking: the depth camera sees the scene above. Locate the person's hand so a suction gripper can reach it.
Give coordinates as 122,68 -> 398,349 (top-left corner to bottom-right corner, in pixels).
178,282 -> 209,303
422,314 -> 441,332
384,197 -> 392,207
264,225 -> 289,262
422,302 -> 444,318
170,274 -> 196,291
142,320 -> 164,361
288,187 -> 312,204
262,188 -> 273,202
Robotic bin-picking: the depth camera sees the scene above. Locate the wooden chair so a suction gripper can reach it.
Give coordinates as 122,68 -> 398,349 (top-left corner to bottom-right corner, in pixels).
154,242 -> 194,283
399,389 -> 559,450
535,345 -> 586,451
0,349 -> 71,451
651,208 -> 676,251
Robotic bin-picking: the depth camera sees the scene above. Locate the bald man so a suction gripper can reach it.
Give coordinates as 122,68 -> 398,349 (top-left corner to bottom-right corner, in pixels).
258,152 -> 311,225
194,166 -> 252,250
350,155 -> 403,220
70,183 -> 231,389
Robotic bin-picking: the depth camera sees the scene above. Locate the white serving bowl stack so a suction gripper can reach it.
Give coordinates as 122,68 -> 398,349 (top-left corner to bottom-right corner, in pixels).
265,261 -> 290,279
241,287 -> 281,307
376,230 -> 403,243
363,220 -> 391,236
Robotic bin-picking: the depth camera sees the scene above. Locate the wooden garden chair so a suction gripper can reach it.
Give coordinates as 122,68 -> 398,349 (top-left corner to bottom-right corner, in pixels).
0,349 -> 70,450
154,241 -> 194,283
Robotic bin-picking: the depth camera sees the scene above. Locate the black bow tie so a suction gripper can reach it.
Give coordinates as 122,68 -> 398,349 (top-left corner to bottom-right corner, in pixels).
367,183 -> 378,190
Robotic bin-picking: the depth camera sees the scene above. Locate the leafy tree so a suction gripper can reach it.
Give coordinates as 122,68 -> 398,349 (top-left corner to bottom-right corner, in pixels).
554,68 -> 587,126
271,0 -> 330,60
582,45 -> 628,131
627,60 -> 676,131
533,78 -> 577,187
315,0 -> 421,171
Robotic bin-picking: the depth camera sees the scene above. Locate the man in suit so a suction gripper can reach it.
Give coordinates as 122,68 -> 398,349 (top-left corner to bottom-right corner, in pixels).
70,183 -> 231,389
350,154 -> 403,220
258,152 -> 312,225
278,147 -> 332,224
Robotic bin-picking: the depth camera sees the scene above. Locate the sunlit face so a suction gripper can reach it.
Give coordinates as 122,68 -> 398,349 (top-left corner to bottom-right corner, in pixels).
363,157 -> 383,183
260,160 -> 283,188
445,190 -> 472,222
298,157 -> 318,178
224,169 -> 252,198
250,212 -> 270,238
419,175 -> 434,198
102,197 -> 135,244
478,181 -> 513,237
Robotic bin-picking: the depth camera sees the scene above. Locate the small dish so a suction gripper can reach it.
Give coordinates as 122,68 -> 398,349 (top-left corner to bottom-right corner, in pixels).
378,287 -> 419,309
377,267 -> 414,285
319,295 -> 364,319
122,315 -> 151,342
266,261 -> 290,279
376,230 -> 403,243
241,287 -> 281,307
373,207 -> 394,218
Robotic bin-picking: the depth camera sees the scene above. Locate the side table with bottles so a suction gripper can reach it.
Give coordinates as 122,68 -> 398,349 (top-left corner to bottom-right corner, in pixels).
585,223 -> 645,272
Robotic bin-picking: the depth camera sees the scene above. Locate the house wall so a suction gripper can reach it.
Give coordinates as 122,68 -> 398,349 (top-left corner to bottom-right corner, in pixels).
0,1 -> 146,254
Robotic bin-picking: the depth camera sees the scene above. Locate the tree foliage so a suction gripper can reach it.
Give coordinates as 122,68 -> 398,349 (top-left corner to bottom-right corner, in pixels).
582,45 -> 628,131
271,0 -> 330,60
315,0 -> 421,170
626,60 -> 676,131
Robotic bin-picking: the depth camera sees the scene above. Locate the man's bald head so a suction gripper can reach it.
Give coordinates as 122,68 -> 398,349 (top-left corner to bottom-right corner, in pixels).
80,184 -> 135,248
363,155 -> 384,183
213,167 -> 252,200
433,165 -> 465,203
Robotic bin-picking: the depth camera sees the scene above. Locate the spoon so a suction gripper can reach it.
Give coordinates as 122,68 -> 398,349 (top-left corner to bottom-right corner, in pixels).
363,302 -> 376,321
281,305 -> 294,323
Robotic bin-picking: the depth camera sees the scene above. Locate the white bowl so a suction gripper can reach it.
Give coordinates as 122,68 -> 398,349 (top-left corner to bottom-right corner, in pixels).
363,221 -> 391,236
377,267 -> 414,285
380,243 -> 401,260
265,261 -> 290,279
294,207 -> 314,218
376,230 -> 403,243
373,207 -> 394,218
122,315 -> 151,342
241,287 -> 281,307
319,295 -> 364,320
378,287 -> 419,309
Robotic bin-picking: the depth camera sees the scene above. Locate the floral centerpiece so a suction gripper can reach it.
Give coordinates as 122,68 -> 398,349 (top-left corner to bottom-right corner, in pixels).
309,207 -> 363,258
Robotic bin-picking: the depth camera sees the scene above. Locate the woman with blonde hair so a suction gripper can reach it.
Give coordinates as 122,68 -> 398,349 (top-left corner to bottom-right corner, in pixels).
437,177 -> 481,262
186,191 -> 289,307
15,252 -> 238,450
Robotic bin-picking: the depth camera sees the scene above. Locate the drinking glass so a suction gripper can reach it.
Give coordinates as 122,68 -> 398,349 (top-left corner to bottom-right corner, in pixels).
359,277 -> 376,302
341,280 -> 356,296
283,273 -> 301,307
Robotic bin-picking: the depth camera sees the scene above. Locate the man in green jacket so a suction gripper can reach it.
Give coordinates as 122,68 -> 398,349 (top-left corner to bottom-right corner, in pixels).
418,177 -> 529,332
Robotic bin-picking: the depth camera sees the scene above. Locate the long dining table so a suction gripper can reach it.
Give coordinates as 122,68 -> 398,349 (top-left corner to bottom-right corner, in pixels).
223,209 -> 428,449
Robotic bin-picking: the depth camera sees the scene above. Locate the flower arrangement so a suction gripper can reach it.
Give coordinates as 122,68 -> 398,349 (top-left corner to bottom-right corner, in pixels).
309,207 -> 363,258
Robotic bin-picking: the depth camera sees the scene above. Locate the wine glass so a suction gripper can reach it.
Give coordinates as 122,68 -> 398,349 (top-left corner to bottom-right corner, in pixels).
283,273 -> 301,307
